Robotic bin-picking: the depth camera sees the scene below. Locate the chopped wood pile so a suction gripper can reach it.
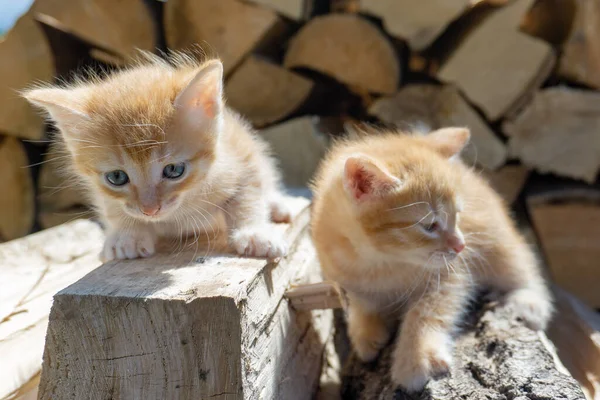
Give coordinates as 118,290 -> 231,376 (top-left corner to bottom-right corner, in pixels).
1,0 -> 600,398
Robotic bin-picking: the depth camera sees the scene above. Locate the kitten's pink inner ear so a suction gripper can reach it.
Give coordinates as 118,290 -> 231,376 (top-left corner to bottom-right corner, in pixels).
344,156 -> 399,201
175,61 -> 224,119
426,127 -> 471,158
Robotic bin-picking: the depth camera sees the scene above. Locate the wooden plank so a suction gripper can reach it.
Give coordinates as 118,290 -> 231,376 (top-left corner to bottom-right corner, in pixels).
437,0 -> 555,121
504,87 -> 600,183
32,0 -> 156,61
368,84 -> 507,170
164,0 -> 283,75
360,0 -> 471,51
39,197 -> 333,400
527,193 -> 600,308
225,56 -> 314,127
0,137 -> 34,242
259,117 -> 329,187
284,14 -> 400,94
483,165 -> 529,204
0,12 -> 53,140
0,220 -> 104,400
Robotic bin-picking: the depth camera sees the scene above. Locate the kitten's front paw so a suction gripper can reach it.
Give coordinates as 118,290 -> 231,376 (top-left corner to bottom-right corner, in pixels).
270,198 -> 291,223
391,335 -> 453,392
101,230 -> 156,262
506,288 -> 553,331
348,317 -> 390,362
230,227 -> 288,259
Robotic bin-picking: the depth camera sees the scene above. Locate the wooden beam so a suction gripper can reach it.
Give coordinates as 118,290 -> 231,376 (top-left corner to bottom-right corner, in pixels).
284,14 -> 400,95
360,0 -> 471,51
225,56 -> 314,128
0,220 -> 104,400
437,0 -> 555,121
369,84 -> 507,170
164,0 -> 284,76
0,137 -> 34,242
0,12 -> 54,140
39,197 -> 333,399
504,87 -> 600,183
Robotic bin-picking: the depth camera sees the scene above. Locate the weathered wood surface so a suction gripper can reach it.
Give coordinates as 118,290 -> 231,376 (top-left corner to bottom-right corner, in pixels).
437,0 -> 555,121
164,0 -> 283,75
360,0 -> 470,51
39,197 -> 332,400
504,87 -> 600,183
527,190 -> 600,309
0,12 -> 53,140
259,117 -> 330,187
483,165 -> 530,205
251,0 -> 312,20
0,220 -> 103,400
225,56 -> 314,128
368,84 -> 507,170
284,14 -> 400,94
32,0 -> 156,61
0,137 -> 34,242
341,300 -> 585,400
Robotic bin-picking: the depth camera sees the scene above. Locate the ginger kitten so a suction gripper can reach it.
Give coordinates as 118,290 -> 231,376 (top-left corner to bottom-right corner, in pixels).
25,53 -> 290,261
311,128 -> 552,391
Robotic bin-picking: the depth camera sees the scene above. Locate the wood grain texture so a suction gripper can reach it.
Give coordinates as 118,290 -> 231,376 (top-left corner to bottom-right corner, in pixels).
0,137 -> 34,241
39,197 -> 333,400
360,0 -> 470,51
0,12 -> 53,140
33,0 -> 156,60
0,220 -> 104,400
369,84 -> 507,170
504,87 -> 600,183
342,300 -> 585,399
225,56 -> 314,127
284,14 -> 400,94
437,0 -> 555,121
164,0 -> 282,75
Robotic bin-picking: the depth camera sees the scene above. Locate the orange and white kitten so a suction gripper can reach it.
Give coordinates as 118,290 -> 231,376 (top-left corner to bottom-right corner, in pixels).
25,54 -> 290,261
311,128 -> 552,392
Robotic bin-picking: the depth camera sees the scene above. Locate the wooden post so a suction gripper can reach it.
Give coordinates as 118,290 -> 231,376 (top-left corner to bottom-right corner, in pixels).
38,197 -> 333,400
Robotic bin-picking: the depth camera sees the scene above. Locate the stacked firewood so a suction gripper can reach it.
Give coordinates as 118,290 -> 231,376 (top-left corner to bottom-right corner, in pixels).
1,0 -> 599,310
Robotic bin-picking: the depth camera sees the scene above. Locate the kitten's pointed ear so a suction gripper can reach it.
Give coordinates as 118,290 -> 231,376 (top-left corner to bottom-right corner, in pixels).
23,87 -> 90,129
343,155 -> 401,202
425,127 -> 470,158
174,60 -> 224,129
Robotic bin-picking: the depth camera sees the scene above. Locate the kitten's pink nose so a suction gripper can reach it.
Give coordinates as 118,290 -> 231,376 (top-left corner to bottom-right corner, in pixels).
141,205 -> 161,216
447,235 -> 465,254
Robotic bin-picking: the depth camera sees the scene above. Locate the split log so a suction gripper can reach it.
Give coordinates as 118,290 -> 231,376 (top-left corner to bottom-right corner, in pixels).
251,0 -> 313,20
225,56 -> 314,127
558,0 -> 600,89
520,0 -> 576,47
39,197 -> 333,400
284,14 -> 400,95
164,0 -> 284,75
259,117 -> 330,187
0,12 -> 54,140
341,300 -> 585,399
483,165 -> 530,204
0,220 -> 104,400
0,137 -> 34,242
549,286 -> 600,400
37,147 -> 90,229
437,0 -> 555,121
368,84 -> 507,170
527,189 -> 600,308
32,0 -> 156,61
360,0 -> 471,51
503,87 -> 600,183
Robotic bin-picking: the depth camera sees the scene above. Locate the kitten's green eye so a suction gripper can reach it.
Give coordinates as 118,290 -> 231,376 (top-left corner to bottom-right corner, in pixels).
163,162 -> 186,179
105,170 -> 129,186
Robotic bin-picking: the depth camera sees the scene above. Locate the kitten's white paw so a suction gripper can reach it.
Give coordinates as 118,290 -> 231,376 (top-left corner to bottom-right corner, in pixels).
101,230 -> 156,262
270,198 -> 291,223
231,227 -> 288,259
506,288 -> 553,331
391,334 -> 453,392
